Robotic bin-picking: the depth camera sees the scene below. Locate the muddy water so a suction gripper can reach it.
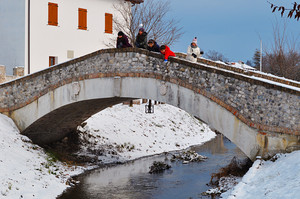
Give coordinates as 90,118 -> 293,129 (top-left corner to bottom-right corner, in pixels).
59,134 -> 247,199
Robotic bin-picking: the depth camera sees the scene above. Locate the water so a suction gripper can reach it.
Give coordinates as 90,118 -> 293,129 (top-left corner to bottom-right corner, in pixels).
59,134 -> 247,199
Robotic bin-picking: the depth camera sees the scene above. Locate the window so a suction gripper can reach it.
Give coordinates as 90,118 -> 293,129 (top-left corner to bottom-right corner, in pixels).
48,2 -> 58,26
105,13 -> 113,34
78,8 -> 87,30
49,56 -> 57,67
67,50 -> 74,59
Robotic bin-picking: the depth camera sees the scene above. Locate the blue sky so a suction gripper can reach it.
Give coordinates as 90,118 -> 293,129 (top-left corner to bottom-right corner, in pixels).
167,0 -> 300,62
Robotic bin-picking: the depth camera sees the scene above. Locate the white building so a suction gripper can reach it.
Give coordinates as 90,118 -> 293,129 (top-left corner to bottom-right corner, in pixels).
0,0 -> 143,75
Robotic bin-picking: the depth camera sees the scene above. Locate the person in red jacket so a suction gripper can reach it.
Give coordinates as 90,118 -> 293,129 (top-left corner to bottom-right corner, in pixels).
159,45 -> 176,62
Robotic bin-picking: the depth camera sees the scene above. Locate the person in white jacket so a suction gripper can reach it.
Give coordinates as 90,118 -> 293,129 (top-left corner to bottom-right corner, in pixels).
186,37 -> 202,63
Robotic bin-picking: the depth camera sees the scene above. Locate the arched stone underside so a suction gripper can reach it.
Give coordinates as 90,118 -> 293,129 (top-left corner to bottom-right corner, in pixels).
0,48 -> 299,160
21,97 -> 133,144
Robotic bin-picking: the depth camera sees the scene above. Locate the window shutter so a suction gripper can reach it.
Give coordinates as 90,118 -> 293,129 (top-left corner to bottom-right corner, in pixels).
78,8 -> 87,30
49,56 -> 56,66
105,13 -> 113,34
48,3 -> 58,26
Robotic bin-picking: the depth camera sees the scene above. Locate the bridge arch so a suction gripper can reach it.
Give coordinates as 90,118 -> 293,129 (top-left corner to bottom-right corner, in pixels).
0,48 -> 299,160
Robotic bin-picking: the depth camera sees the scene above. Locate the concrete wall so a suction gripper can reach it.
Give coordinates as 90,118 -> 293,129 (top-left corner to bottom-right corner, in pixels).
26,0 -> 127,74
0,0 -> 25,75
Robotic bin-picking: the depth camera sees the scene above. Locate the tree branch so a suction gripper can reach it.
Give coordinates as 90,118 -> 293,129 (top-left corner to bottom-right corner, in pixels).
268,1 -> 300,20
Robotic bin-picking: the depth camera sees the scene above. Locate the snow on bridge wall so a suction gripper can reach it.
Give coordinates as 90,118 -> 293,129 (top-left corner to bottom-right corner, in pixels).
0,48 -> 299,160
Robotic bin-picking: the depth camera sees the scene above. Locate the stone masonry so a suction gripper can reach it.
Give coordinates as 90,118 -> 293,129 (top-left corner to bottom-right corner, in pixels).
0,48 -> 299,135
0,65 -> 24,84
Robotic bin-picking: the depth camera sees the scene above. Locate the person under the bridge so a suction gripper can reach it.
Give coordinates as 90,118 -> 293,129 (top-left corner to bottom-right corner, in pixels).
186,37 -> 202,63
159,45 -> 176,62
135,28 -> 148,49
147,39 -> 160,52
116,31 -> 132,48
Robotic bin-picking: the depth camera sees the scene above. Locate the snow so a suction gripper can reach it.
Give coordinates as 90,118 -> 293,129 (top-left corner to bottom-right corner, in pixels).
215,61 -> 256,71
229,62 -> 255,70
77,103 -> 216,163
206,176 -> 241,196
0,114 -> 85,199
250,70 -> 300,85
196,57 -> 300,91
194,60 -> 300,92
2,100 -> 300,199
0,102 -> 216,198
249,76 -> 300,91
221,152 -> 300,198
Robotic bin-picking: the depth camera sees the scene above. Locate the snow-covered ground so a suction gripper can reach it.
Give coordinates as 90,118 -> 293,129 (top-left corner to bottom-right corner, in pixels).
77,103 -> 216,163
221,152 -> 300,198
1,101 -> 300,199
0,103 -> 216,198
0,114 -> 85,199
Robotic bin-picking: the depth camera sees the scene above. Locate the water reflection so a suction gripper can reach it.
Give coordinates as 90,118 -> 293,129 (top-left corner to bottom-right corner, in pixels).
59,134 -> 247,199
198,134 -> 228,155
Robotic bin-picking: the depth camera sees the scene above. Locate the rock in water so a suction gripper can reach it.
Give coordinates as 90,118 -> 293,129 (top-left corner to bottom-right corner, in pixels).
149,161 -> 171,174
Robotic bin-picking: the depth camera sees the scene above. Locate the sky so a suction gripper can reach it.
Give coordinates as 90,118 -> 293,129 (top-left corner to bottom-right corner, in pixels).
167,0 -> 300,63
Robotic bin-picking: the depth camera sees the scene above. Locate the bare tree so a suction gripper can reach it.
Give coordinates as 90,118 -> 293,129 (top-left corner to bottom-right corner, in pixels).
205,50 -> 229,62
111,0 -> 183,47
268,1 -> 300,20
262,21 -> 300,80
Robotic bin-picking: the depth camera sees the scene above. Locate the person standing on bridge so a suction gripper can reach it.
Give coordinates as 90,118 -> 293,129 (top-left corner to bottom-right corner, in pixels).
147,39 -> 160,52
186,37 -> 202,63
160,45 -> 176,62
116,31 -> 132,48
135,28 -> 148,49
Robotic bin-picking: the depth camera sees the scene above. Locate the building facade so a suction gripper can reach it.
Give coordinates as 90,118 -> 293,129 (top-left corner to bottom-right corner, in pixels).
0,0 -> 143,75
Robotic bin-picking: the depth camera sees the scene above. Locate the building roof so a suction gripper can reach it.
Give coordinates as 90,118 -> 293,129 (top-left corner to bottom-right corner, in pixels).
124,0 -> 144,4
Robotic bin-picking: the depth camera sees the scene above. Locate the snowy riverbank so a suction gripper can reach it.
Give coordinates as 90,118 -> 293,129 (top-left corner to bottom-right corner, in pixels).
0,103 -> 216,198
221,151 -> 300,198
1,102 -> 300,198
0,114 -> 85,199
76,103 -> 216,163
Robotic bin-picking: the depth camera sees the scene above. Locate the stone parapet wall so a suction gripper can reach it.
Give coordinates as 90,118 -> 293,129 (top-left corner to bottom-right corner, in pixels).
0,48 -> 299,134
175,52 -> 300,88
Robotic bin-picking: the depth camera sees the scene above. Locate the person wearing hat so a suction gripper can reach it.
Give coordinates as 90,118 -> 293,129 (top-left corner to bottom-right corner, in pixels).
186,37 -> 202,63
147,39 -> 160,52
135,28 -> 148,49
116,31 -> 132,48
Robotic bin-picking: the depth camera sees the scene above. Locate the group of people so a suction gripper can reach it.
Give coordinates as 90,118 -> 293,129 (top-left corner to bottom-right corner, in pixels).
116,28 -> 202,63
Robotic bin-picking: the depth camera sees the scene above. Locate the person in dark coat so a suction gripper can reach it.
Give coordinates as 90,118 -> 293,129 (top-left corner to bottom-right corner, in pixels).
160,45 -> 176,62
135,28 -> 148,49
147,39 -> 160,52
116,31 -> 132,48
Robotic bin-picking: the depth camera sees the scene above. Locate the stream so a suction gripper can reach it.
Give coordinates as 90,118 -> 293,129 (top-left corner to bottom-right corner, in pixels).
59,134 -> 248,199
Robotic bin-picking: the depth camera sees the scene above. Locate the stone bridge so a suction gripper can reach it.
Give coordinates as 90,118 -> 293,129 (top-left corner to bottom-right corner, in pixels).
0,48 -> 299,160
